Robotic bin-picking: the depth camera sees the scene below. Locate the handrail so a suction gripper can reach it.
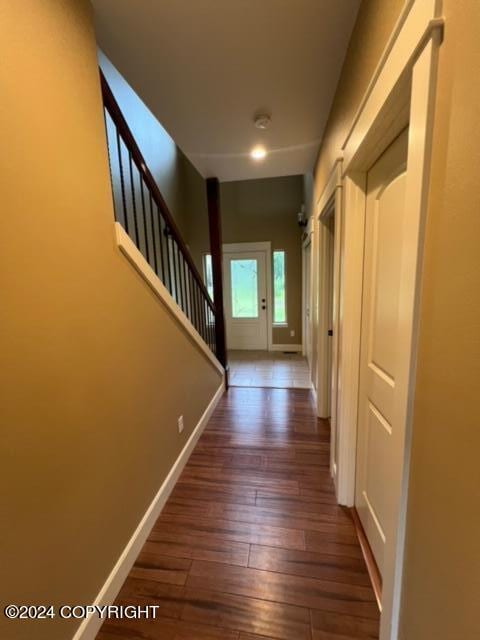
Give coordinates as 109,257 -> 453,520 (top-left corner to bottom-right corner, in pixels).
100,70 -> 219,358
100,71 -> 214,311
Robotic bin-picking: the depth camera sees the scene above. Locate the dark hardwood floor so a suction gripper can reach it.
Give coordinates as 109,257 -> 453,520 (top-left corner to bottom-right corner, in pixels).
97,387 -> 379,640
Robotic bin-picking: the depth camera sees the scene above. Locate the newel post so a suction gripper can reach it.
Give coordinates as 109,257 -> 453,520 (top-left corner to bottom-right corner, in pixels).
206,177 -> 228,381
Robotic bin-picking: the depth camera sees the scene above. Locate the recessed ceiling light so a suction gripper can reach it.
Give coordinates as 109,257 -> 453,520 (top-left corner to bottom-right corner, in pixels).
251,146 -> 267,160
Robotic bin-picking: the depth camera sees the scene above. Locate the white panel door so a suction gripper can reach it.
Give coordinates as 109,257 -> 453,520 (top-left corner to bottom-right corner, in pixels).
355,130 -> 408,576
223,251 -> 268,350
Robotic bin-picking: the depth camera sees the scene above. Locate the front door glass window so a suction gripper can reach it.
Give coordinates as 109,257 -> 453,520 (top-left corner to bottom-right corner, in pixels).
230,259 -> 258,318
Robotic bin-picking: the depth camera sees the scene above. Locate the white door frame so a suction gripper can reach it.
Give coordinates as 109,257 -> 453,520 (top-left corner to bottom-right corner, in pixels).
316,159 -> 343,485
301,224 -> 313,362
322,2 -> 444,639
223,241 -> 272,351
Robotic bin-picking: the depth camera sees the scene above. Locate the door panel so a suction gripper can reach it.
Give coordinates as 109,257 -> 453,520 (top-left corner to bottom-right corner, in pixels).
355,129 -> 408,577
369,176 -> 404,384
223,251 -> 268,350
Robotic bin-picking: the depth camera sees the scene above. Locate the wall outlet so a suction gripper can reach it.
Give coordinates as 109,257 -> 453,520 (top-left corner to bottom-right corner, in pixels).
290,330 -> 295,337
178,415 -> 184,434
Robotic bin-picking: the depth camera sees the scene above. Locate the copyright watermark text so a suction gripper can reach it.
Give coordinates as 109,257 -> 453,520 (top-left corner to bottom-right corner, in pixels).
4,604 -> 159,620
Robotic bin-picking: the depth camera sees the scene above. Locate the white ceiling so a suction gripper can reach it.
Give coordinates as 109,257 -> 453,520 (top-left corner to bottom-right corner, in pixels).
92,0 -> 360,182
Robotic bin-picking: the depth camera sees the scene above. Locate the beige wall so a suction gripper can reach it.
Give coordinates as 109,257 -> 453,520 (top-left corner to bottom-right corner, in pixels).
312,1 -> 480,638
220,176 -> 304,345
399,1 -> 480,638
310,0 -> 405,208
0,3 -> 221,640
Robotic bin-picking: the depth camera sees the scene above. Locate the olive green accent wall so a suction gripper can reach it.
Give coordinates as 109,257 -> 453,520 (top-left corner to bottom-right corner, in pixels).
181,154 -> 210,273
0,3 -> 221,639
99,50 -> 186,232
99,50 -> 209,274
220,176 -> 304,345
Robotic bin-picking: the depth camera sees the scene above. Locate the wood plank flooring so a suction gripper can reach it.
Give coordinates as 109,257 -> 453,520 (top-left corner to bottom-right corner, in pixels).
97,387 -> 379,640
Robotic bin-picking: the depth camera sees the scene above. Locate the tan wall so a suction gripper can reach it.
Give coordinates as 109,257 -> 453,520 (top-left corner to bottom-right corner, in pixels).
220,176 -> 304,345
312,1 -> 480,638
310,0 -> 405,208
399,1 -> 480,638
0,3 -> 222,640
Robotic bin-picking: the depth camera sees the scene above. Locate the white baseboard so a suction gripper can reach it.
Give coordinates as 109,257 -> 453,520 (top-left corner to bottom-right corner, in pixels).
72,379 -> 225,640
269,344 -> 303,353
332,461 -> 338,495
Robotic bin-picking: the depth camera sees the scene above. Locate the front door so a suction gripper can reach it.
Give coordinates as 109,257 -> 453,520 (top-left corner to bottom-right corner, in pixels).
355,129 -> 409,577
223,251 -> 268,350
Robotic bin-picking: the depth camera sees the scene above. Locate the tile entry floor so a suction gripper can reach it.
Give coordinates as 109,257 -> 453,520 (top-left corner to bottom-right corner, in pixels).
228,350 -> 312,389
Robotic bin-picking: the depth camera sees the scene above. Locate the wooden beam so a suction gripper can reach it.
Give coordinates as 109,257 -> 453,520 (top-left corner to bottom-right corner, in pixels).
206,178 -> 228,377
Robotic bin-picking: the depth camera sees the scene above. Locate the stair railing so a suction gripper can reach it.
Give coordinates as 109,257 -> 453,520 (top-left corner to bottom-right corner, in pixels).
100,71 -> 218,360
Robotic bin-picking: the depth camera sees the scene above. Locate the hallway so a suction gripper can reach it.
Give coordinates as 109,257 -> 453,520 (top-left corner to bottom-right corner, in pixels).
97,387 -> 379,640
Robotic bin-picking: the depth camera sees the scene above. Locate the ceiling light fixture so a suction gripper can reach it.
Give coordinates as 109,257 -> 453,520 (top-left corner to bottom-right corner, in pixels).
251,145 -> 267,160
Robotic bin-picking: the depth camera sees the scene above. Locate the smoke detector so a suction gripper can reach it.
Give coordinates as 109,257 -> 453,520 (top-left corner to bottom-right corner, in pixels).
254,114 -> 271,130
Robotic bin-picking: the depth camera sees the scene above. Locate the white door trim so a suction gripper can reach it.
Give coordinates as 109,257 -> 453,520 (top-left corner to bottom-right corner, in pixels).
223,242 -> 272,351
316,159 -> 343,487
301,228 -> 313,360
325,2 -> 443,639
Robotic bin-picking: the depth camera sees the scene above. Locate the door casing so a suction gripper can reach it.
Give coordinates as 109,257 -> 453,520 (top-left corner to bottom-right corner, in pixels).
302,238 -> 312,363
313,2 -> 444,639
223,242 -> 272,351
316,164 -> 342,486
302,220 -> 317,391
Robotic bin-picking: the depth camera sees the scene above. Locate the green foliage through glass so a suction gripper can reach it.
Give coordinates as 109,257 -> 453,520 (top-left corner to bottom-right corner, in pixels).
231,259 -> 258,318
203,254 -> 214,300
273,251 -> 286,324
